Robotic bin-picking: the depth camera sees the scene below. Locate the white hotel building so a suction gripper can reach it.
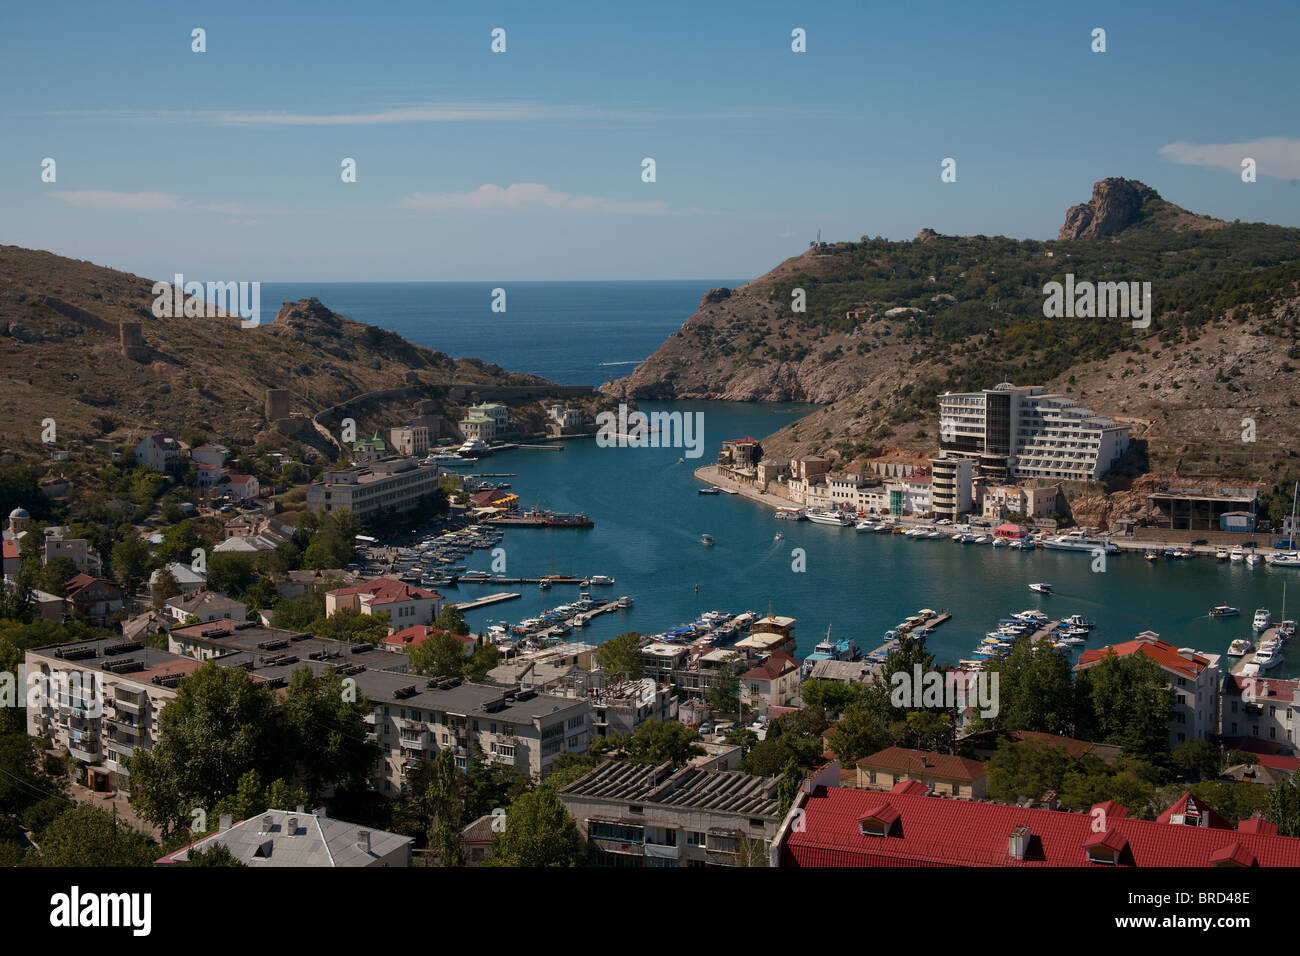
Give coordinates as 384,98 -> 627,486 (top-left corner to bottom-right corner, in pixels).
938,383 -> 1129,482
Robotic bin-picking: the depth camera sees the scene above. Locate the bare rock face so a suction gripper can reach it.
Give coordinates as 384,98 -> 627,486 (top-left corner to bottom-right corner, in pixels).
1059,178 -> 1160,240
915,228 -> 940,243
702,287 -> 732,305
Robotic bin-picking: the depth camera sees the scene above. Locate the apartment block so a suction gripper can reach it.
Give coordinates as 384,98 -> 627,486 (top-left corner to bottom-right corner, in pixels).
938,383 -> 1130,482
305,457 -> 440,519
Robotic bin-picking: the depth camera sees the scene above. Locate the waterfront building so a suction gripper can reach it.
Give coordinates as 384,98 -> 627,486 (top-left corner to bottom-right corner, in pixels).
718,437 -> 763,483
157,809 -> 413,867
1144,487 -> 1260,533
982,483 -> 1062,521
1222,675 -> 1298,749
855,747 -> 988,799
929,456 -> 973,521
469,402 -> 509,431
792,456 -> 829,481
389,424 -> 430,458
885,473 -> 932,516
1074,634 -> 1220,748
938,383 -> 1130,482
777,779 -> 1300,866
305,456 -> 440,520
325,577 -> 444,626
827,473 -> 871,509
458,415 -> 496,442
756,458 -> 789,489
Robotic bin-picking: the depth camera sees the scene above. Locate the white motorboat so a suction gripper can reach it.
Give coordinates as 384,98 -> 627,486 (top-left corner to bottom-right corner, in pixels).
457,438 -> 493,458
805,510 -> 853,527
1028,582 -> 1053,594
1267,551 -> 1300,568
1062,614 -> 1095,629
1013,610 -> 1048,622
991,537 -> 1008,548
1227,638 -> 1253,657
1208,605 -> 1240,618
1043,531 -> 1120,554
1230,546 -> 1244,562
855,519 -> 879,531
588,574 -> 615,585
1247,552 -> 1263,567
1254,640 -> 1282,669
1253,609 -> 1272,631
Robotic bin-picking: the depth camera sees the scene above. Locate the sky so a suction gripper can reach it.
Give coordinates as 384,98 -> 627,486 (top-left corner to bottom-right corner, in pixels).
2,0 -> 1299,282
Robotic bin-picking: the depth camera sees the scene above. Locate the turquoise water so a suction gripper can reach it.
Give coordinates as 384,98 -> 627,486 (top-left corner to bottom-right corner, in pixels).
264,281 -> 1297,675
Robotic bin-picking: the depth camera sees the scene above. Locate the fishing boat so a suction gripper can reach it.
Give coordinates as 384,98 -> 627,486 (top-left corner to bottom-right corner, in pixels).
1227,639 -> 1253,657
701,533 -> 714,547
1028,582 -> 1053,594
805,510 -> 853,527
1253,609 -> 1272,631
1208,605 -> 1239,618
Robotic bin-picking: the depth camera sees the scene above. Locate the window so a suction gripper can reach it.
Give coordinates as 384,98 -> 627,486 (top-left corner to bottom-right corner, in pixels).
707,835 -> 736,853
687,831 -> 706,847
591,822 -> 643,844
629,805 -> 643,814
749,819 -> 764,828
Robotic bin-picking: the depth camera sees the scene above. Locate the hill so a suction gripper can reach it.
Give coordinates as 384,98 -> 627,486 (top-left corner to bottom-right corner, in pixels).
0,246 -> 555,454
605,179 -> 1300,494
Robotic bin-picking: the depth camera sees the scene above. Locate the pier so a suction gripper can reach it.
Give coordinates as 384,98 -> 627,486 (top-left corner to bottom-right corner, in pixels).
862,610 -> 953,661
452,592 -> 521,612
1229,623 -> 1289,676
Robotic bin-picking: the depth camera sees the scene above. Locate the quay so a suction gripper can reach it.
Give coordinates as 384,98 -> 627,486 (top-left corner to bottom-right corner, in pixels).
452,592 -> 521,612
462,576 -> 593,585
1229,623 -> 1289,676
572,600 -> 628,628
861,609 -> 953,661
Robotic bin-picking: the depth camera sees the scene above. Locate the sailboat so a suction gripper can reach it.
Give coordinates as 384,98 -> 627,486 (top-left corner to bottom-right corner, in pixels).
1266,482 -> 1300,568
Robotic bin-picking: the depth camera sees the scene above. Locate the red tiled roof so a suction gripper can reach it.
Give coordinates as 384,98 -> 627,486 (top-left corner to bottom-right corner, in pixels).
329,577 -> 441,603
739,650 -> 799,682
856,747 -> 986,783
1075,637 -> 1211,679
1238,817 -> 1279,836
1,539 -> 18,560
1226,673 -> 1300,701
781,785 -> 1300,867
383,626 -> 472,649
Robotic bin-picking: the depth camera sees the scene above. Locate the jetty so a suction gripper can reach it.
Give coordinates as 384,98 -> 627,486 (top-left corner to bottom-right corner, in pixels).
863,610 -> 953,660
452,592 -> 521,612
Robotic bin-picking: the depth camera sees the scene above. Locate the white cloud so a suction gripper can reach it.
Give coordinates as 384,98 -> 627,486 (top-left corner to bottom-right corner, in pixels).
399,183 -> 666,215
1159,137 -> 1300,179
49,191 -> 269,216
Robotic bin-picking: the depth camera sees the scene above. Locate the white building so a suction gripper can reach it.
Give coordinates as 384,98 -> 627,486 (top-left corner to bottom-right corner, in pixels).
389,425 -> 430,458
1075,634 -> 1221,748
1223,675 -> 1299,748
469,403 -> 509,431
305,457 -> 440,520
135,433 -> 187,473
325,577 -> 444,626
929,456 -> 974,521
938,383 -> 1129,482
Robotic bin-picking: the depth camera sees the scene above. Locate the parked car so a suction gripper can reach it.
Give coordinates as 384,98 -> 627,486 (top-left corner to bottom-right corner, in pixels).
698,722 -> 712,736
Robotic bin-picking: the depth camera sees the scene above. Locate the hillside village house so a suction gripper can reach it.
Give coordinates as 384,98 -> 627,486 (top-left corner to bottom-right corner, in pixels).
44,532 -> 101,575
2,538 -> 20,579
458,416 -> 495,441
191,443 -> 229,488
717,437 -> 763,483
326,578 -> 444,627
1075,634 -> 1221,748
306,458 -> 440,520
158,809 -> 413,867
135,433 -> 187,472
148,562 -> 206,601
165,589 -> 249,624
983,484 -> 1063,521
382,625 -> 473,655
855,747 -> 989,799
222,474 -> 261,501
63,574 -> 124,625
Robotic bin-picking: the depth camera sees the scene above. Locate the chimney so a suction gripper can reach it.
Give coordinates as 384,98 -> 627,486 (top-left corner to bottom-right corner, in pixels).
261,814 -> 273,833
287,816 -> 298,835
357,830 -> 372,854
1008,825 -> 1030,861
219,814 -> 233,832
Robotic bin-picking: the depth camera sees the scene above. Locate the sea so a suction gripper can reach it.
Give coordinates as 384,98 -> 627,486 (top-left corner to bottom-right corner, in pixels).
261,281 -> 1298,678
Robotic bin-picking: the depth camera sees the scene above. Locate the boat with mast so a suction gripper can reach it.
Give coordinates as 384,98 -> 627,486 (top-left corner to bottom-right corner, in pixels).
1266,482 -> 1300,567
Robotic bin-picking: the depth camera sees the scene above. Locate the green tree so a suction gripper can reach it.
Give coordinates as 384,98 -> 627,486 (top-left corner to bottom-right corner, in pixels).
34,805 -> 157,867
980,637 -> 1077,735
485,789 -> 582,867
310,608 -> 390,644
126,663 -> 282,834
434,604 -> 468,635
985,739 -> 1077,804
280,666 -> 378,801
800,679 -> 864,713
151,568 -> 181,611
110,535 -> 154,596
1170,739 -> 1220,781
1264,771 -> 1300,837
592,720 -> 703,765
595,632 -> 643,682
206,552 -> 254,599
184,843 -> 246,866
705,674 -> 740,716
425,749 -> 466,866
408,631 -> 471,678
465,642 -> 500,681
824,702 -> 890,766
1076,652 -> 1175,766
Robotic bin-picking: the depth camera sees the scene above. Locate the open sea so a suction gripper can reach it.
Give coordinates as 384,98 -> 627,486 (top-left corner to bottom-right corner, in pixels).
261,281 -> 1298,677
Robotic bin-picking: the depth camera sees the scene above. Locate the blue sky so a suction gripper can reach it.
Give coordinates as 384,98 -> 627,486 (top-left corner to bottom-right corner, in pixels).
3,0 -> 1298,281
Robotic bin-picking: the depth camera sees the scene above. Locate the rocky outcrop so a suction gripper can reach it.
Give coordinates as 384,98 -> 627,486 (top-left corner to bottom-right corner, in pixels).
1058,178 -> 1160,240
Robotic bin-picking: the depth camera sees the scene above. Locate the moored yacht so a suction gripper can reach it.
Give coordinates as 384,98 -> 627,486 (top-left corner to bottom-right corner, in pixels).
1253,608 -> 1272,631
1230,546 -> 1244,562
1043,531 -> 1120,554
805,510 -> 853,527
1254,639 -> 1283,670
1227,638 -> 1253,657
457,438 -> 493,458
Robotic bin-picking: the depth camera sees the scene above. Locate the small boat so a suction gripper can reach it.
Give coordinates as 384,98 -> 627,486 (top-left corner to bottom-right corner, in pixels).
927,530 -> 944,539
618,595 -> 634,608
1062,614 -> 1095,629
775,507 -> 805,521
539,579 -> 551,591
1028,582 -> 1053,594
1144,551 -> 1159,562
1253,609 -> 1272,631
698,487 -> 720,496
588,575 -> 615,585
459,570 -> 492,582
855,520 -> 879,531
991,537 -> 1008,548
1230,546 -> 1245,562
1217,547 -> 1230,560
1057,635 -> 1086,646
805,510 -> 853,527
1208,605 -> 1239,618
1281,620 -> 1297,637
701,533 -> 714,547
1227,639 -> 1253,657
1247,552 -> 1263,567
774,532 -> 783,541
1013,610 -> 1048,622
1009,538 -> 1035,551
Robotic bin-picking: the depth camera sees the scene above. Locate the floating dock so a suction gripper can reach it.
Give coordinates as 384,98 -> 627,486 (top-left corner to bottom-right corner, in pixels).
453,592 -> 522,612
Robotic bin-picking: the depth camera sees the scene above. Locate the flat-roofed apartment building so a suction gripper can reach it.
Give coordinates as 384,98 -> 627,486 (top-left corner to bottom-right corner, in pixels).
559,760 -> 786,867
305,457 -> 439,519
352,671 -> 591,793
938,383 -> 1129,482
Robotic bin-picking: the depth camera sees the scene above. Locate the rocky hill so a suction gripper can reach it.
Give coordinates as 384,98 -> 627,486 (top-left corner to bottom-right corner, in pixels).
0,246 -> 551,453
605,179 -> 1300,489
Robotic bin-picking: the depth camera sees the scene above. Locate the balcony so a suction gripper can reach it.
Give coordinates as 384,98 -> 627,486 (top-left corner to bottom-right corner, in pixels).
112,695 -> 146,714
644,841 -> 680,861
